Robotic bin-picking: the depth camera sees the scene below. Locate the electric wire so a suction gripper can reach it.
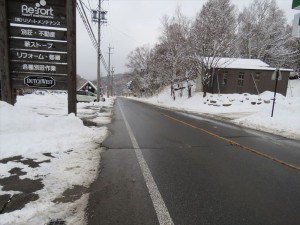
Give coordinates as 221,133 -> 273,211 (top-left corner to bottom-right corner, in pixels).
78,0 -> 96,43
106,0 -> 115,49
77,3 -> 97,49
77,0 -> 109,72
80,0 -> 92,12
87,0 -> 93,10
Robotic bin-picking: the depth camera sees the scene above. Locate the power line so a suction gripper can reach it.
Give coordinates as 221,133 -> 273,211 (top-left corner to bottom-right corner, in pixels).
87,0 -> 93,11
110,24 -> 140,44
80,0 -> 92,12
77,0 -> 109,72
106,0 -> 115,49
77,2 -> 97,49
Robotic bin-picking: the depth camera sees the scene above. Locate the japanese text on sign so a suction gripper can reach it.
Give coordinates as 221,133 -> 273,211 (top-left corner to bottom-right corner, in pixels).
20,28 -> 56,38
13,17 -> 61,26
16,51 -> 61,61
24,40 -> 53,49
9,39 -> 67,52
7,0 -> 67,28
22,63 -> 56,72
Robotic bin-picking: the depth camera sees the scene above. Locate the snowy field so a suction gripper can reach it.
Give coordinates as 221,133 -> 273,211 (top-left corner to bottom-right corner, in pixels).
134,79 -> 300,141
0,92 -> 114,225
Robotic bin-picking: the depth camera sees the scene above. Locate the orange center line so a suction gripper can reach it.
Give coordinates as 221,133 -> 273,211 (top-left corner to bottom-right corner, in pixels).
163,114 -> 300,172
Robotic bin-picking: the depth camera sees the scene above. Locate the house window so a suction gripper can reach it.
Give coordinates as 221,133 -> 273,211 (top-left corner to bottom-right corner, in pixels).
222,72 -> 228,85
237,72 -> 244,87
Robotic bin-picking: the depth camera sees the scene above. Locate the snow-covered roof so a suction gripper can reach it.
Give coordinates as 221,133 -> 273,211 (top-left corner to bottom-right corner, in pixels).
210,58 -> 292,71
78,81 -> 97,91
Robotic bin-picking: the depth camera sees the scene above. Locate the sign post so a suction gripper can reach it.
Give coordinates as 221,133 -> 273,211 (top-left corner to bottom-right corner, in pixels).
66,0 -> 76,114
271,69 -> 280,117
0,0 -> 13,104
0,0 -> 76,114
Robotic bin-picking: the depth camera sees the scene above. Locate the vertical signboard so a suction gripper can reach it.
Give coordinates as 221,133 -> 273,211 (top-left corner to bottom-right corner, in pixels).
7,0 -> 68,90
292,13 -> 300,38
0,0 -> 76,114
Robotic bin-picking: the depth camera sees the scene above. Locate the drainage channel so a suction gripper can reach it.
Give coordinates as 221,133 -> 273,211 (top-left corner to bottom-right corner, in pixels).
45,219 -> 66,225
81,118 -> 98,127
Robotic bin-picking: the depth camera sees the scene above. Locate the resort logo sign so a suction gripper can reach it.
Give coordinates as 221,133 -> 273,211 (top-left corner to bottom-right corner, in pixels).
21,0 -> 54,19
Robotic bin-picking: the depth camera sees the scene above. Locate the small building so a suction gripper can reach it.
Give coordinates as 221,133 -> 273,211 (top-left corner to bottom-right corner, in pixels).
208,58 -> 292,96
78,81 -> 97,93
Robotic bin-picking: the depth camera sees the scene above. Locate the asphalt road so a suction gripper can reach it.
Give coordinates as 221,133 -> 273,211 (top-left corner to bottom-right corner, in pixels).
87,97 -> 300,225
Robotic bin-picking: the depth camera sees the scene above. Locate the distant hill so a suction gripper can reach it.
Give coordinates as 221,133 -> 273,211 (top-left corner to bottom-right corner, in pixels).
113,73 -> 134,96
77,74 -> 88,89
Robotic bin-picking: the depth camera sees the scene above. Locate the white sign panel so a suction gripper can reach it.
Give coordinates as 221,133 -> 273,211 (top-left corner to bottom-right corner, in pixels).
292,13 -> 300,38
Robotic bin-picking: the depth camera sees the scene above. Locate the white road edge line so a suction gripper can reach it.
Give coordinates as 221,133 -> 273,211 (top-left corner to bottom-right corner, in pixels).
118,102 -> 174,225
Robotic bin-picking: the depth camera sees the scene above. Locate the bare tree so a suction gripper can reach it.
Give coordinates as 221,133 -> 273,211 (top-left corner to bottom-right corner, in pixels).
283,25 -> 300,71
237,0 -> 290,67
190,0 -> 237,97
127,44 -> 167,96
156,7 -> 192,99
126,45 -> 154,96
125,0 -> 295,99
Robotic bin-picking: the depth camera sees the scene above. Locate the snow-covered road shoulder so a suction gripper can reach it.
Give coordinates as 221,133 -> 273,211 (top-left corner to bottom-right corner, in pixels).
131,79 -> 300,141
0,93 -> 114,225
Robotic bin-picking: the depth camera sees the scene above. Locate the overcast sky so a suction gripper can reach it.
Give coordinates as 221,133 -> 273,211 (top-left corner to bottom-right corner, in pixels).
76,0 -> 298,80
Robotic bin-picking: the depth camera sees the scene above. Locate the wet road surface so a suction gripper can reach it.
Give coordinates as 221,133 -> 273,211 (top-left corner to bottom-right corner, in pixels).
87,97 -> 300,225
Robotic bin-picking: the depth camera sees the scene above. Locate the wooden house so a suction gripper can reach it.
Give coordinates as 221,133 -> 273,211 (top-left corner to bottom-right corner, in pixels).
78,81 -> 97,93
207,58 -> 292,96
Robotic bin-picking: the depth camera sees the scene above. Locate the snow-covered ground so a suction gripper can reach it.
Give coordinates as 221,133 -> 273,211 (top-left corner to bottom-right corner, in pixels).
0,80 -> 299,224
134,79 -> 300,141
0,92 -> 114,225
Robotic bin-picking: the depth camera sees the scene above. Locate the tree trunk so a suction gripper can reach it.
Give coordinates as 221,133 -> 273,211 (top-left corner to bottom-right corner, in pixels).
179,82 -> 183,97
203,84 -> 207,98
195,74 -> 203,92
187,80 -> 192,98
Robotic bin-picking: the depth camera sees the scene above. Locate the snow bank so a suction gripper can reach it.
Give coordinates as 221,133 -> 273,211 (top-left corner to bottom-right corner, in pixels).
0,101 -> 97,158
135,80 -> 300,140
0,92 -> 114,224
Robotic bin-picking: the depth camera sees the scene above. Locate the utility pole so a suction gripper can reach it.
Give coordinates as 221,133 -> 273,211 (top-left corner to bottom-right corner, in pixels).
107,45 -> 113,97
111,66 -> 115,96
92,0 -> 107,101
97,0 -> 101,101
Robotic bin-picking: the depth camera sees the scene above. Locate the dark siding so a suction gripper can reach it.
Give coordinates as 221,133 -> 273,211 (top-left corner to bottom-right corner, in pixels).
212,69 -> 289,96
